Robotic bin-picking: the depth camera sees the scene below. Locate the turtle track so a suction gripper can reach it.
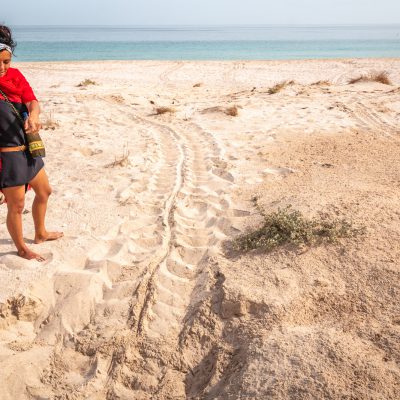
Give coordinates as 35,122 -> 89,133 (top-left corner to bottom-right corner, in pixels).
335,100 -> 400,139
34,97 -> 249,399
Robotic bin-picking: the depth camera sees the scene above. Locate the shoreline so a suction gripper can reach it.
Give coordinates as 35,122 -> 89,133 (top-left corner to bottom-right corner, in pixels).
13,56 -> 400,64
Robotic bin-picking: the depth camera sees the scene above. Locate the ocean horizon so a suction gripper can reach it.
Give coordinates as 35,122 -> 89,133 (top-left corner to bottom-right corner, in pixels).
10,24 -> 400,61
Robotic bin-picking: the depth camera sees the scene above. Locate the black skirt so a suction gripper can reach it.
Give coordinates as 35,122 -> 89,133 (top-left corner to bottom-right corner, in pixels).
0,150 -> 44,189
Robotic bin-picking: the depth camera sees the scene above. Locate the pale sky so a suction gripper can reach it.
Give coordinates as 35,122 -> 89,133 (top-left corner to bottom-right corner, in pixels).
3,0 -> 400,26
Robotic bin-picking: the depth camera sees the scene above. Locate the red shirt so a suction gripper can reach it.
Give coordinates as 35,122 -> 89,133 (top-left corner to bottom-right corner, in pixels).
0,67 -> 37,104
0,68 -> 37,147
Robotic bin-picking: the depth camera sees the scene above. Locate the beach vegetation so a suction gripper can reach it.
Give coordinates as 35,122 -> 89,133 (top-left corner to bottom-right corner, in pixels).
348,71 -> 391,85
105,146 -> 130,168
77,79 -> 97,87
154,106 -> 176,115
225,105 -> 239,116
233,199 -> 364,253
200,105 -> 241,116
311,80 -> 331,86
267,80 -> 295,94
41,112 -> 60,131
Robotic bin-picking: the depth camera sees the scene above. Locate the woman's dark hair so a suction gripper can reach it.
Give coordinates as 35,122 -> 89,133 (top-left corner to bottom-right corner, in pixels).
0,25 -> 16,53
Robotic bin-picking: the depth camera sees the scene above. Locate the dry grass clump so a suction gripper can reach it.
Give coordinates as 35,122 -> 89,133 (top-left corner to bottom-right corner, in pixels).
41,112 -> 60,131
311,80 -> 331,86
154,106 -> 176,115
105,147 -> 130,168
77,79 -> 97,87
268,80 -> 295,95
233,200 -> 364,253
225,105 -> 239,116
348,71 -> 391,85
370,71 -> 391,84
201,105 -> 242,116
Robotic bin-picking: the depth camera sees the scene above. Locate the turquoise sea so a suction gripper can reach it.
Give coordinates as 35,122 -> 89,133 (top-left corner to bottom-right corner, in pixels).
11,25 -> 400,61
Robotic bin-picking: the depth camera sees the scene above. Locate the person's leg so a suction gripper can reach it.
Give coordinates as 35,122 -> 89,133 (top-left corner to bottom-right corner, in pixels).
28,168 -> 63,244
2,185 -> 45,261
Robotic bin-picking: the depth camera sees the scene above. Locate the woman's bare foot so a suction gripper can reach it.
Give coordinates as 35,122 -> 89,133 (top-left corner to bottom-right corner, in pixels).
34,231 -> 64,244
18,248 -> 46,262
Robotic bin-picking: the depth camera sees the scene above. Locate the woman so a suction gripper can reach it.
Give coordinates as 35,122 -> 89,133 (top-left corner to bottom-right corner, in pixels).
0,25 -> 62,261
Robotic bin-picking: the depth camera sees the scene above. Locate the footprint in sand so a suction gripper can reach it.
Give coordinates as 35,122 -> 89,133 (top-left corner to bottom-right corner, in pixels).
212,168 -> 235,182
0,252 -> 53,268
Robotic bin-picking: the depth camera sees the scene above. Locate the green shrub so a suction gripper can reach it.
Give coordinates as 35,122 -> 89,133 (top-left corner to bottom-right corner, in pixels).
233,200 -> 364,252
77,79 -> 97,87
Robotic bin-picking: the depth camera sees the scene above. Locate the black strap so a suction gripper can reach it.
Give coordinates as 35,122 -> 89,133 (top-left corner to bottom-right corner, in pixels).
0,87 -> 26,127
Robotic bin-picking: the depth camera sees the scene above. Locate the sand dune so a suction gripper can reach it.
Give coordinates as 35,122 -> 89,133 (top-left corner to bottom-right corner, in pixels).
0,59 -> 399,399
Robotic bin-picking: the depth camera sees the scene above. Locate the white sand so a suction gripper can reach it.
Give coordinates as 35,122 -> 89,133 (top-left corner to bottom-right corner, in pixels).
0,59 -> 399,399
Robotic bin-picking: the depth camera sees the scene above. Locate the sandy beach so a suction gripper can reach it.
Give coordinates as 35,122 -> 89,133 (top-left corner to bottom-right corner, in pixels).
0,59 -> 399,399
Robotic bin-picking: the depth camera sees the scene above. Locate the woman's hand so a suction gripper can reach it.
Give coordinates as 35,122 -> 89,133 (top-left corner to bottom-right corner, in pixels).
24,113 -> 42,134
24,100 -> 42,134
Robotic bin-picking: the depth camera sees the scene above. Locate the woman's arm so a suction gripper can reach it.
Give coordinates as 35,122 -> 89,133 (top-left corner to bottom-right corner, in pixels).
24,99 -> 42,134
